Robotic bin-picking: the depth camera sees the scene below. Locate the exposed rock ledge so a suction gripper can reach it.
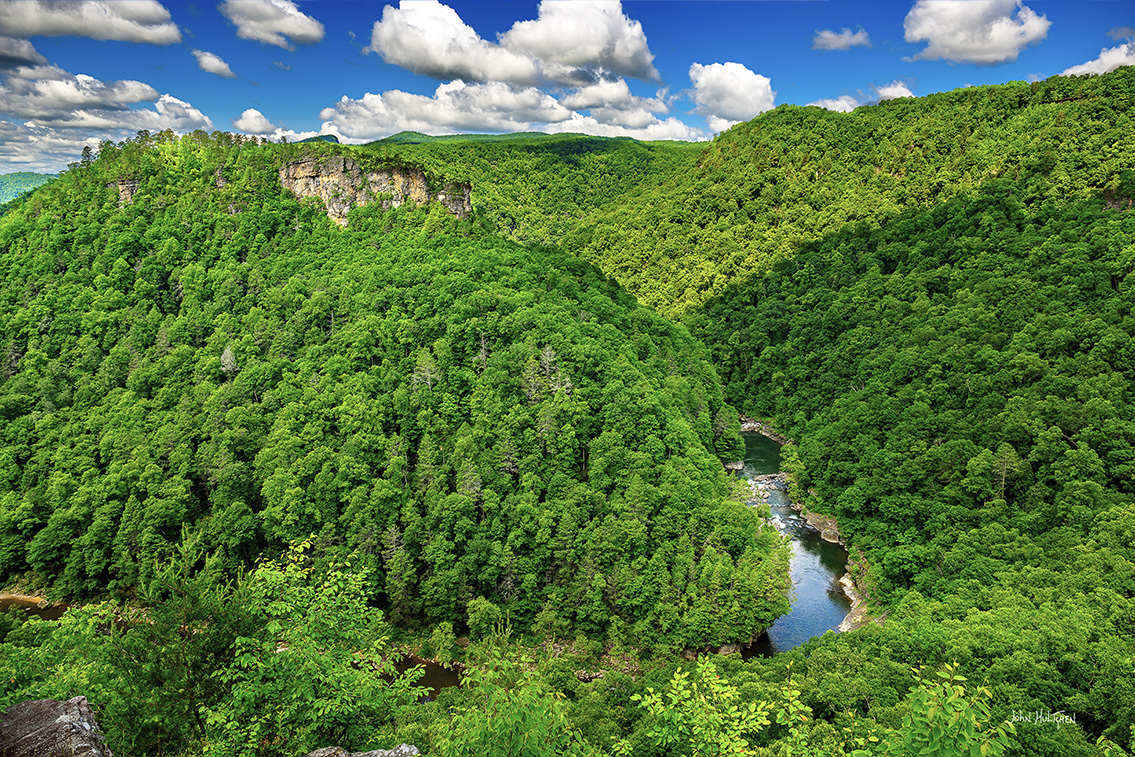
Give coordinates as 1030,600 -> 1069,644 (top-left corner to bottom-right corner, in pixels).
106,178 -> 138,208
838,551 -> 886,632
794,507 -> 847,547
838,575 -> 871,632
739,416 -> 789,444
280,155 -> 471,227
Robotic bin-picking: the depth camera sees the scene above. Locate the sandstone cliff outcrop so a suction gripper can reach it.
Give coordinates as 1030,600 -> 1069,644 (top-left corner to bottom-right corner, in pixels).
0,696 -> 113,757
279,155 -> 471,227
106,178 -> 138,207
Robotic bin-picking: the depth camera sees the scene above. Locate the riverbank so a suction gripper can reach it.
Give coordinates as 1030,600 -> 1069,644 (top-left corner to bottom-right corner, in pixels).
837,549 -> 884,633
739,416 -> 789,444
0,592 -> 68,621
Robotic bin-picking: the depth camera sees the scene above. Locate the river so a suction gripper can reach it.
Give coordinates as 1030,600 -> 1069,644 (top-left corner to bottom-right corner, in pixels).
394,654 -> 462,700
738,433 -> 851,656
0,594 -> 68,621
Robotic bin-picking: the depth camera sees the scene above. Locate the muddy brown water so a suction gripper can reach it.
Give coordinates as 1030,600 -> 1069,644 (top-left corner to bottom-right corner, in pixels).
0,594 -> 69,621
391,654 -> 462,699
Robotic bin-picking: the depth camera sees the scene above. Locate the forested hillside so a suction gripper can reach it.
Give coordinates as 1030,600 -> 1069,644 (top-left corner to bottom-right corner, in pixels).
344,69 -> 1135,757
674,69 -> 1133,757
692,180 -> 1135,757
363,131 -> 700,247
568,68 -> 1134,317
0,130 -> 787,650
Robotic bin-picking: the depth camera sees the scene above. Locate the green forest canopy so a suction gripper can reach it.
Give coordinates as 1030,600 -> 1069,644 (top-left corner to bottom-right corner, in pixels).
0,67 -> 1133,757
566,69 -> 1134,317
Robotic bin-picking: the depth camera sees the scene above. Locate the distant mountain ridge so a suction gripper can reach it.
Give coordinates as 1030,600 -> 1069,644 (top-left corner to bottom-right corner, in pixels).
0,172 -> 55,203
296,134 -> 340,144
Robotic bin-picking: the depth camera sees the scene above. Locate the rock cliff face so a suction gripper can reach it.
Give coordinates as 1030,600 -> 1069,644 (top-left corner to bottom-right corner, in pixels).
279,155 -> 471,227
106,178 -> 138,207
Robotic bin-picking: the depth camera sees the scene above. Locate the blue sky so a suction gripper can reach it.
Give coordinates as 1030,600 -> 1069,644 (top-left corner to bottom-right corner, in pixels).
1,0 -> 1131,172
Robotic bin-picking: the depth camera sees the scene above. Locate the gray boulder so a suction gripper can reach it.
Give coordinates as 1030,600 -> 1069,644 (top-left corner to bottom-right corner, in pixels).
306,746 -> 419,757
0,696 -> 113,757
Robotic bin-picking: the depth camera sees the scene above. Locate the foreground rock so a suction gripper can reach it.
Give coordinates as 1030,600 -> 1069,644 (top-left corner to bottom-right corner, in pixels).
306,746 -> 419,757
0,696 -> 113,757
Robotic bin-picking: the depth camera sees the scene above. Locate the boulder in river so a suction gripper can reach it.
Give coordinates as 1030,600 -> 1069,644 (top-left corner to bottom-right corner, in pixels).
0,696 -> 113,757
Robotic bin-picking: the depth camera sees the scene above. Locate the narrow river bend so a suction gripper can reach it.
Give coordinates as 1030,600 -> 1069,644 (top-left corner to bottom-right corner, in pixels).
739,433 -> 851,657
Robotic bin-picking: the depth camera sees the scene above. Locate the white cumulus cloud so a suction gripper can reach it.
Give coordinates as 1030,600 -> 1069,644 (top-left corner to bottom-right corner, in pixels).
0,68 -> 158,120
0,1 -> 181,45
0,94 -> 210,174
501,0 -> 660,83
119,93 -> 212,131
219,0 -> 324,50
366,1 -> 537,84
233,108 -> 276,133
365,0 -> 659,87
23,93 -> 211,133
559,78 -> 670,128
192,49 -> 237,78
873,80 -> 914,100
904,0 -> 1049,64
806,95 -> 861,112
0,118 -> 102,172
807,80 -> 915,111
544,112 -> 702,141
320,80 -> 573,142
0,54 -> 212,172
1061,43 -> 1135,76
812,27 -> 871,51
561,78 -> 641,110
689,61 -> 775,132
231,107 -> 317,141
